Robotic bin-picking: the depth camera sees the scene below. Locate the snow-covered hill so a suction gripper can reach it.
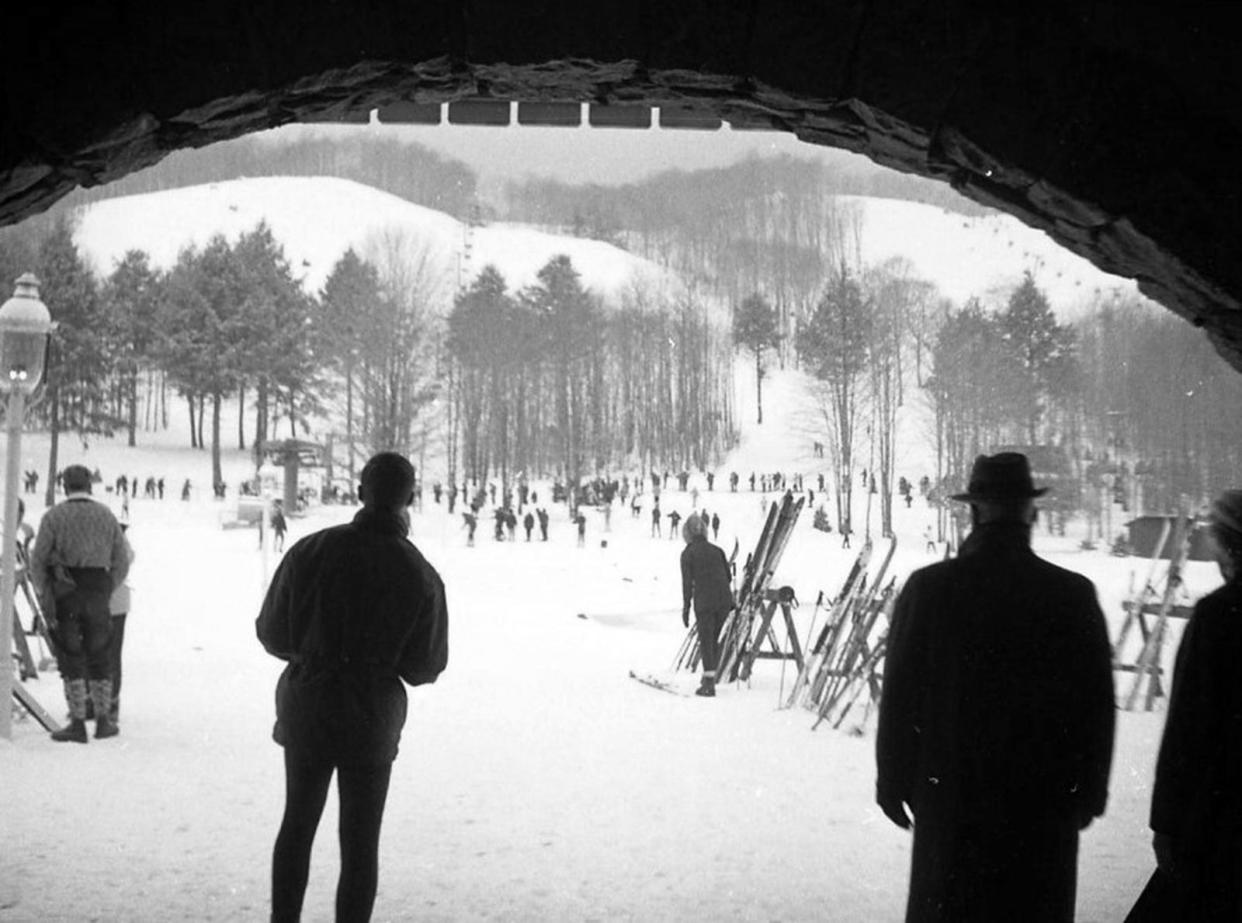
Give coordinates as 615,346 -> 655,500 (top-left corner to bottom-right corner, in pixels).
74,177 -> 679,307
837,195 -> 1144,315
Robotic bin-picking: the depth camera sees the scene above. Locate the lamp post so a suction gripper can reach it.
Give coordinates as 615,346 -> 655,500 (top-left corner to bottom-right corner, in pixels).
0,273 -> 53,739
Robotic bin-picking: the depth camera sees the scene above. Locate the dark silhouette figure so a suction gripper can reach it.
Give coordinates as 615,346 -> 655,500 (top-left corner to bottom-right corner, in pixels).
711,513 -> 720,540
256,453 -> 448,923
523,511 -> 534,541
462,512 -> 477,546
679,514 -> 733,697
180,478 -> 191,501
1132,489 -> 1242,921
537,508 -> 549,541
575,512 -> 587,547
877,454 -> 1115,923
651,503 -> 662,538
667,509 -> 681,539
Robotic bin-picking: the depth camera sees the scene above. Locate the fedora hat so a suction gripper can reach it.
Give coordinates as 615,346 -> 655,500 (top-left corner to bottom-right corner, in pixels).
951,453 -> 1048,503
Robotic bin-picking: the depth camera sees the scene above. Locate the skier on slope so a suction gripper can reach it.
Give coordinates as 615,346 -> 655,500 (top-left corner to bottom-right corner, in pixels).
679,513 -> 734,698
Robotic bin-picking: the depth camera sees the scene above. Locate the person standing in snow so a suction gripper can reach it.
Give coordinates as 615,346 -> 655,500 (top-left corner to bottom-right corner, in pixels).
679,513 -> 733,697
1133,489 -> 1242,920
103,523 -> 135,728
651,502 -> 662,538
667,508 -> 682,539
270,499 -> 288,552
711,512 -> 720,540
523,511 -> 535,541
257,452 -> 448,923
30,464 -> 131,742
876,453 -> 1114,923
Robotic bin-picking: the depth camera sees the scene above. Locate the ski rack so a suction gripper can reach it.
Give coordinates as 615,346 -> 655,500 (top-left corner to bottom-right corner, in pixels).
675,492 -> 805,684
1116,512 -> 1195,711
799,536 -> 899,721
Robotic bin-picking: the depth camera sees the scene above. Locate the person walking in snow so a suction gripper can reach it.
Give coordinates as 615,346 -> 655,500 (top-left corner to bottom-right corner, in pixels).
651,502 -> 662,538
462,511 -> 477,547
679,513 -> 733,697
711,512 -> 720,540
270,500 -> 288,553
575,511 -> 587,548
257,452 -> 448,923
537,508 -> 549,541
523,511 -> 534,541
876,453 -> 1114,923
30,464 -> 131,742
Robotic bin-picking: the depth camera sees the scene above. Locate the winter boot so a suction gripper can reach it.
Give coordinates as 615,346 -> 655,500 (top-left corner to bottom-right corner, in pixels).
90,679 -> 118,738
695,675 -> 717,697
52,679 -> 89,743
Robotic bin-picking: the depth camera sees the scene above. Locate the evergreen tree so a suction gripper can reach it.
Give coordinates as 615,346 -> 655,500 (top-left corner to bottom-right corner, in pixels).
101,250 -> 163,447
37,217 -> 115,506
998,272 -> 1077,443
320,247 -> 383,484
733,293 -> 781,424
797,267 -> 871,533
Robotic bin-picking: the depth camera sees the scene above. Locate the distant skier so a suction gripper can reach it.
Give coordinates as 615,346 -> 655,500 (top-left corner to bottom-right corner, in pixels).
631,494 -> 642,519
711,512 -> 720,540
924,525 -> 936,554
651,503 -> 662,538
667,509 -> 682,539
180,478 -> 191,501
706,472 -> 715,491
463,511 -> 478,546
841,523 -> 852,549
505,508 -> 517,542
679,513 -> 733,698
270,500 -> 288,552
537,508 -> 549,541
523,511 -> 535,541
575,511 -> 587,548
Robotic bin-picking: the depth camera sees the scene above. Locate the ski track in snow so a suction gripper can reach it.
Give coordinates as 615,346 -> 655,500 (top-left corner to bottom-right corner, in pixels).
1,378 -> 1197,922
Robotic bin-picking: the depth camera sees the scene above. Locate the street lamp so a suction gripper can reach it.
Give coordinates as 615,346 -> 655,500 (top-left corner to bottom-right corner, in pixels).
0,273 -> 53,739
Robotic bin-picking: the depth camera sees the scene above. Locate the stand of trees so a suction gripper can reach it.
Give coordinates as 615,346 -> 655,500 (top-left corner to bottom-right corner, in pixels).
448,257 -> 733,493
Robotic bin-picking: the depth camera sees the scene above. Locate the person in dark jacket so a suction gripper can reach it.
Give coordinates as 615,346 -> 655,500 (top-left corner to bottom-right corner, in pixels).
256,452 -> 449,923
876,453 -> 1115,923
31,464 -> 132,742
1140,489 -> 1242,921
679,513 -> 734,697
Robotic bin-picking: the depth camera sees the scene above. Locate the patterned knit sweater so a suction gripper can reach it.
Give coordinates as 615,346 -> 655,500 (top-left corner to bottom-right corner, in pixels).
31,493 -> 131,597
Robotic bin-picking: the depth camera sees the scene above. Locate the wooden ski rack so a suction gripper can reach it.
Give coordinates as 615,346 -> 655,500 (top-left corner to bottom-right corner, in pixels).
738,587 -> 804,682
1113,512 -> 1195,711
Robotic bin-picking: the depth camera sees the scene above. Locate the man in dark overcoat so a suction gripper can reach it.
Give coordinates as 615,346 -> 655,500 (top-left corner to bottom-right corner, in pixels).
876,452 -> 1115,922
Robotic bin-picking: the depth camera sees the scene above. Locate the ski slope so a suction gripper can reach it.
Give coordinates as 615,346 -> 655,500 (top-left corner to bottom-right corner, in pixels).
74,177 -> 680,307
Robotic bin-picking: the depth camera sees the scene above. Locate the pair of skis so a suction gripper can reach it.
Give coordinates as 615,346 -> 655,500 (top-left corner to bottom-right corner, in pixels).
715,492 -> 805,684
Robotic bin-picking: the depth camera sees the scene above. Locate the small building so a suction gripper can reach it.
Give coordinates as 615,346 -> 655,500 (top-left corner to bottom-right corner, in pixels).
1123,515 -> 1214,560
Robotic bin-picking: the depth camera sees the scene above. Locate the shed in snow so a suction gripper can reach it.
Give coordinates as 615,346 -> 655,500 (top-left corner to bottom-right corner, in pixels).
1123,515 -> 1214,560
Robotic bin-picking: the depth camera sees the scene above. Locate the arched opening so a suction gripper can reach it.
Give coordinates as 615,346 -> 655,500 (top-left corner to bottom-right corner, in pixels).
5,6 -> 1240,919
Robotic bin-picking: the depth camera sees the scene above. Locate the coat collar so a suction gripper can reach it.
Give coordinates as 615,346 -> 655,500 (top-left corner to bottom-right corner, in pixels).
352,507 -> 409,537
958,521 -> 1033,558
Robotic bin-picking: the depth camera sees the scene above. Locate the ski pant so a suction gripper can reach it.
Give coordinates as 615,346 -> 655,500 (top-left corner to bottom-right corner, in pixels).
272,748 -> 394,923
107,612 -> 127,721
53,568 -> 113,682
695,608 -> 727,677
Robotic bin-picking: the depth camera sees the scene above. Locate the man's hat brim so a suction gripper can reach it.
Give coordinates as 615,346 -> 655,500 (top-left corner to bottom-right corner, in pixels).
950,486 -> 1049,503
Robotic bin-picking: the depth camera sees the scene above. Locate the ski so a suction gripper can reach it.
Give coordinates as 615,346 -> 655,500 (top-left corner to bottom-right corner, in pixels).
628,670 -> 690,697
12,682 -> 61,732
784,539 -> 872,709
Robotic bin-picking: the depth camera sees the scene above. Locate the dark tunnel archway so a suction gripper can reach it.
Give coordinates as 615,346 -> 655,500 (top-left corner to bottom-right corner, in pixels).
3,4 -> 1240,366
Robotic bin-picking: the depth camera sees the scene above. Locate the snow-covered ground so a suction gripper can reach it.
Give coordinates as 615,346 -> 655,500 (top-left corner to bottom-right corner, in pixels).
2,371 -> 1210,922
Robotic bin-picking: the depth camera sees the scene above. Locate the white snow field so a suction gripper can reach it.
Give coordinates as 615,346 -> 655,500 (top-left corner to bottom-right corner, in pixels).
1,365 -> 1211,923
